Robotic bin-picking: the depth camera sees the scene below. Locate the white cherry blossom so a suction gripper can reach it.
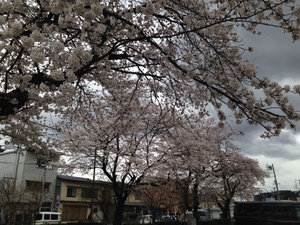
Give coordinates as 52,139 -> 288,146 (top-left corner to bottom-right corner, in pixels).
0,0 -> 300,150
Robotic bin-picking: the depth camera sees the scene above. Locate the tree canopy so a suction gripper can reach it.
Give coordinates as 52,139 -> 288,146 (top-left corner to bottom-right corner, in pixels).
59,82 -> 267,224
1,0 -> 300,146
202,151 -> 268,218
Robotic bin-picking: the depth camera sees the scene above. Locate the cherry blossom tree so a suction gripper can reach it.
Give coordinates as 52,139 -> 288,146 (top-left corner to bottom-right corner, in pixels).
159,114 -> 267,221
203,151 -> 268,219
1,0 -> 300,148
164,116 -> 241,221
59,83 -> 181,225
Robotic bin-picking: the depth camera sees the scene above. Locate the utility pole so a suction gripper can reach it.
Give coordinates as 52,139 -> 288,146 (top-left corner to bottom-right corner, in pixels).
90,148 -> 97,222
267,163 -> 280,201
296,179 -> 300,189
13,145 -> 21,186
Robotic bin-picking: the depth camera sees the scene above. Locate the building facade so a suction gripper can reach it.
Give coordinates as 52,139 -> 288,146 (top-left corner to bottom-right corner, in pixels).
0,148 -> 59,211
56,175 -> 119,223
55,175 -> 114,223
55,175 -> 146,224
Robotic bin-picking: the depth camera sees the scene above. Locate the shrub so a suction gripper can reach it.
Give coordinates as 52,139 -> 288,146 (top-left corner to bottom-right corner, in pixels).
196,219 -> 232,225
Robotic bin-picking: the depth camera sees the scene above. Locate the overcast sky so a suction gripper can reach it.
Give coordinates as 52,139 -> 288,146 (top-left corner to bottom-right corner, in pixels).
231,23 -> 300,192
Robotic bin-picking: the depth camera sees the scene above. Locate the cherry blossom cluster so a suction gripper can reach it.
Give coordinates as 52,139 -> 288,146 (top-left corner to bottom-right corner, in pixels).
1,0 -> 300,149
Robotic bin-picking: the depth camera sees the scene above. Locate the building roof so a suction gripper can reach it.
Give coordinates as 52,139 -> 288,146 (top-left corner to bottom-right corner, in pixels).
57,175 -> 92,182
57,175 -> 111,185
0,149 -> 18,156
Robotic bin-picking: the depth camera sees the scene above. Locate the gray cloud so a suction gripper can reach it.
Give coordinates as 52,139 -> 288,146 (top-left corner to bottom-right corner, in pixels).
225,23 -> 300,190
234,129 -> 300,159
241,26 -> 300,81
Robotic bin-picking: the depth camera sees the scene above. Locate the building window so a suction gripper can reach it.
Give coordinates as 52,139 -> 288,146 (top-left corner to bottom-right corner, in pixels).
26,181 -> 50,193
36,158 -> 53,169
44,214 -> 50,220
135,192 -> 141,200
51,214 -> 59,220
81,188 -> 98,199
67,187 -> 77,197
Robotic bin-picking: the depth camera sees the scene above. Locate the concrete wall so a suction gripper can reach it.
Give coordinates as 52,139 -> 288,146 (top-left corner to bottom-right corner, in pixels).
0,149 -> 23,182
0,149 -> 59,210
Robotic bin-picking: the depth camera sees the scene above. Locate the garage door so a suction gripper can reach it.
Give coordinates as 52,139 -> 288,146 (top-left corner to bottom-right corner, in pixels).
62,204 -> 88,221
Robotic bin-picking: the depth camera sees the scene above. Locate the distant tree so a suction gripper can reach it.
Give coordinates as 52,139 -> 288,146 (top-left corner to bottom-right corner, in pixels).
203,152 -> 268,219
255,190 -> 298,201
277,190 -> 298,201
165,120 -> 268,220
139,185 -> 164,222
1,0 -> 300,148
0,178 -> 46,225
0,178 -> 21,225
273,190 -> 298,201
139,180 -> 183,222
164,116 -> 240,222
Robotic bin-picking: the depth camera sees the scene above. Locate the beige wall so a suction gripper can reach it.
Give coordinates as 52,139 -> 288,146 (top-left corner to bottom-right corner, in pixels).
57,177 -> 114,222
127,191 -> 142,204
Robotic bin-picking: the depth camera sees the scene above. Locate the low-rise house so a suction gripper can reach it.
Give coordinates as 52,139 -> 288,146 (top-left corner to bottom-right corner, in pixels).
123,190 -> 145,223
55,175 -> 114,223
55,175 -> 146,224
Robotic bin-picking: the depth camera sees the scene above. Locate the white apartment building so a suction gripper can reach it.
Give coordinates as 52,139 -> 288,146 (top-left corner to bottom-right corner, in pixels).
0,147 -> 59,211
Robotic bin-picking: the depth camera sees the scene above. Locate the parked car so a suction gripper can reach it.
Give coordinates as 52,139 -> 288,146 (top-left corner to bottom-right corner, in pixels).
197,210 -> 209,220
140,215 -> 153,224
35,212 -> 63,225
160,215 -> 173,221
185,209 -> 209,221
160,212 -> 180,222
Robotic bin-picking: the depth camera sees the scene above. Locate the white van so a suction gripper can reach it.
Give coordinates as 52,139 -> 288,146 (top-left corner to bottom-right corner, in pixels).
186,209 -> 209,221
34,212 -> 63,225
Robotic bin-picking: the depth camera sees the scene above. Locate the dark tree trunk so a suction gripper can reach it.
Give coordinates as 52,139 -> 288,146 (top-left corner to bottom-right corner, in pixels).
150,208 -> 157,223
182,179 -> 191,211
114,197 -> 126,225
217,200 -> 231,219
224,200 -> 231,219
192,180 -> 199,222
